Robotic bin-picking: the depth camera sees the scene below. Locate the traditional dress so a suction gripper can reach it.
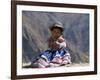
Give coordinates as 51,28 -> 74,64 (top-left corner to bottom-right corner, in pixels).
38,35 -> 71,68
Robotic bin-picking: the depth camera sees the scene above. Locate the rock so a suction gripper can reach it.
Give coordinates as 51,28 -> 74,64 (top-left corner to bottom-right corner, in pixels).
22,11 -> 89,65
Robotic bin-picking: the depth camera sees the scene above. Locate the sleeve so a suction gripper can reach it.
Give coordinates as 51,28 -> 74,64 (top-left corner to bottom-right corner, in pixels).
48,37 -> 59,49
56,41 -> 66,48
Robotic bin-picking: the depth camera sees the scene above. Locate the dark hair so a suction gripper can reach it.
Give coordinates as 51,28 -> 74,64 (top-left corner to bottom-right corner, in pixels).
50,26 -> 64,32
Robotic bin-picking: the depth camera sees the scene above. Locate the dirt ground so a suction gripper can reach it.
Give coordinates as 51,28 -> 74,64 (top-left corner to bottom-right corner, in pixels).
23,62 -> 89,68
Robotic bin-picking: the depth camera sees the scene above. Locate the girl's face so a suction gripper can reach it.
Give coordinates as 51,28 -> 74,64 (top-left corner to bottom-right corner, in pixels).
51,28 -> 62,39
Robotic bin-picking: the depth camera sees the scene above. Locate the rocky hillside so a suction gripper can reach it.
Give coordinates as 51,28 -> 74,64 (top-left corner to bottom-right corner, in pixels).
22,11 -> 89,64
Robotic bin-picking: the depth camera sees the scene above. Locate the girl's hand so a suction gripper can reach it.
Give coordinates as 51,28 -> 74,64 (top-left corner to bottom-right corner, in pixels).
57,37 -> 64,43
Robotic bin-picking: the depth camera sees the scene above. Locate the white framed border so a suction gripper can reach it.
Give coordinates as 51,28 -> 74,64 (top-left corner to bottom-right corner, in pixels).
16,4 -> 95,76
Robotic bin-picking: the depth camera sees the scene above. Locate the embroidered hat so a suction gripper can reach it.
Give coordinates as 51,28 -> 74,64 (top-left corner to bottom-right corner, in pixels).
50,22 -> 64,32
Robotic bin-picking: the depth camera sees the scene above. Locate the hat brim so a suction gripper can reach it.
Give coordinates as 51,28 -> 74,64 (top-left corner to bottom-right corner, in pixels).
49,26 -> 64,32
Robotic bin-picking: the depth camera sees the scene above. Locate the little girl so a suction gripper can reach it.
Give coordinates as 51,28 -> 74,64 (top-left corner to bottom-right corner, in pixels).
37,22 -> 71,68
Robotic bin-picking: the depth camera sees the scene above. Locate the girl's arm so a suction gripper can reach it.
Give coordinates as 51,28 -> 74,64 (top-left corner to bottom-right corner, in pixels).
56,36 -> 66,48
48,37 -> 59,49
56,41 -> 66,48
48,41 -> 59,49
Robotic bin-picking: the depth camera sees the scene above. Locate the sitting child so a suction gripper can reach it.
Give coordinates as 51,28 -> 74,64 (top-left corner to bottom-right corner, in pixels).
37,22 -> 71,68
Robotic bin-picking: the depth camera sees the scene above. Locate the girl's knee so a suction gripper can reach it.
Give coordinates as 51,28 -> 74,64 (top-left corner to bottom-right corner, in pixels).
37,58 -> 50,68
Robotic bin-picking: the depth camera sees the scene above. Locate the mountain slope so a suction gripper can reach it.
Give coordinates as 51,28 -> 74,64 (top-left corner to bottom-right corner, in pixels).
22,11 -> 89,64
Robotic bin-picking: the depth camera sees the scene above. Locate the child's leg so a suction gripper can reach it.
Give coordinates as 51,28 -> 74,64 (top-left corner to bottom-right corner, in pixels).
37,50 -> 52,68
58,48 -> 71,65
51,56 -> 62,64
51,51 -> 62,64
37,58 -> 49,68
61,53 -> 71,65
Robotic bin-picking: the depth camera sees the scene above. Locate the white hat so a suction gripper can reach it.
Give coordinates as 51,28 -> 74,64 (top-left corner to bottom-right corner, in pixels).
50,22 -> 64,32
